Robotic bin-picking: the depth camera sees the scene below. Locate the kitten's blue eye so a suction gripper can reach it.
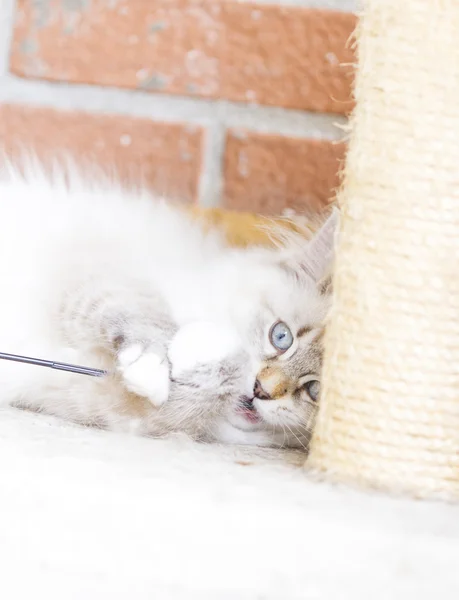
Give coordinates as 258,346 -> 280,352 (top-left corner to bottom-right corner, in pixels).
304,380 -> 320,402
269,321 -> 294,353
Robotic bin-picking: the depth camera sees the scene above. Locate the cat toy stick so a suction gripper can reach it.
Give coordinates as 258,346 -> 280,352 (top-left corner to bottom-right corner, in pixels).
0,351 -> 108,377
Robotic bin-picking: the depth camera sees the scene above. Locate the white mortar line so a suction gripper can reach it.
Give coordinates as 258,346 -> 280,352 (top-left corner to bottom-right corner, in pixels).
197,123 -> 226,208
0,76 -> 347,141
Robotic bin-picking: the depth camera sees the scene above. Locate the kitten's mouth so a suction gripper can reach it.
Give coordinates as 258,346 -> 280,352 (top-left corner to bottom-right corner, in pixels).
236,396 -> 260,424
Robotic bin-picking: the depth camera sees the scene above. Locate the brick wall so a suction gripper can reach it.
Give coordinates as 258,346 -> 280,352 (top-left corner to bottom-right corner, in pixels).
0,0 -> 356,214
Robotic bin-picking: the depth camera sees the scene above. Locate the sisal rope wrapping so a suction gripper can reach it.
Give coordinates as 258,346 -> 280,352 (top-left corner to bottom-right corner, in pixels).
307,0 -> 459,501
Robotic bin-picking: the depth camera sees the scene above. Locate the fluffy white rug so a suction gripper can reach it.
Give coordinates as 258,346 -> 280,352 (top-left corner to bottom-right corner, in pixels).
0,406 -> 458,600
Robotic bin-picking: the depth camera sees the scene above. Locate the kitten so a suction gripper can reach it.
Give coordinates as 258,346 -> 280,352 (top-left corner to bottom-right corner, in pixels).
0,160 -> 336,449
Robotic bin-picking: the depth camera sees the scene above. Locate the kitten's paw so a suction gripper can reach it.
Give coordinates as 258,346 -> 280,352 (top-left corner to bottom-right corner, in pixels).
168,321 -> 241,378
118,344 -> 169,407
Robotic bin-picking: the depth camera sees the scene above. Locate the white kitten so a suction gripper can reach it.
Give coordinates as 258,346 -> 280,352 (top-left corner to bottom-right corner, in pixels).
0,160 -> 336,448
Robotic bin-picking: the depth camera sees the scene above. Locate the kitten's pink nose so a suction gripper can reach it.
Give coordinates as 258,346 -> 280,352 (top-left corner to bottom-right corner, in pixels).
254,379 -> 271,400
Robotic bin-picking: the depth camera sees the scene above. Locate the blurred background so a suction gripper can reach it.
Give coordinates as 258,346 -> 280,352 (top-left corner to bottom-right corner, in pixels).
0,0 -> 355,216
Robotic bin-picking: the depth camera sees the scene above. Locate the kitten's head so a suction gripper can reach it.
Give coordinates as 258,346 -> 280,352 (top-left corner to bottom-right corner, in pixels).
219,209 -> 338,449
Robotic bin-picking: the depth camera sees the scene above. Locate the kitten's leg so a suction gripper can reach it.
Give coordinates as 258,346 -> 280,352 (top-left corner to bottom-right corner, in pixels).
59,281 -> 177,407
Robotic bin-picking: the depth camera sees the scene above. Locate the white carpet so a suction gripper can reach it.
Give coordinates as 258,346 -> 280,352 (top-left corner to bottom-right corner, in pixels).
0,406 -> 458,600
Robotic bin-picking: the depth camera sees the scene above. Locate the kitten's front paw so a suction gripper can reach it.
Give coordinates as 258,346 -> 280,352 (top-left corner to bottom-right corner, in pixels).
117,344 -> 169,407
168,321 -> 241,378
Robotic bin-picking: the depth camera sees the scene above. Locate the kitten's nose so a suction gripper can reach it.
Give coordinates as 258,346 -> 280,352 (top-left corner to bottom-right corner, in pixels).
254,379 -> 271,400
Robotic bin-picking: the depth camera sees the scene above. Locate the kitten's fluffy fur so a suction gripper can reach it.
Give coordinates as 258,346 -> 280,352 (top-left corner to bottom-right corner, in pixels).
0,162 -> 336,448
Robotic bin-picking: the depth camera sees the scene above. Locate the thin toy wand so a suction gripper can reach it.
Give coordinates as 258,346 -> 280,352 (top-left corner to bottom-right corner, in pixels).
0,351 -> 108,377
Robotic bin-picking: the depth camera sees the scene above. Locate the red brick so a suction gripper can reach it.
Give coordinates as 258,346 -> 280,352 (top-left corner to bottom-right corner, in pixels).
223,130 -> 345,215
0,104 -> 203,202
11,0 -> 356,114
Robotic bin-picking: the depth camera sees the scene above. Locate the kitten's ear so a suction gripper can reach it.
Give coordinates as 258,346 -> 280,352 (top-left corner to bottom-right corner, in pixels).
282,208 -> 339,284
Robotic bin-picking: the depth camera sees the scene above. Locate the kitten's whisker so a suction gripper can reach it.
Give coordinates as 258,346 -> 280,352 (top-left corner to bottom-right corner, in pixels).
285,423 -> 307,451
280,424 -> 288,450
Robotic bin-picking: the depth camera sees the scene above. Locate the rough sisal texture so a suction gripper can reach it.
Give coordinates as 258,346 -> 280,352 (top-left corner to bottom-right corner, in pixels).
307,0 -> 459,501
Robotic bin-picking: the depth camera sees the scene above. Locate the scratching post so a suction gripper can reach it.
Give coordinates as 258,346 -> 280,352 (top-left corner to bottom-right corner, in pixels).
308,0 -> 459,500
